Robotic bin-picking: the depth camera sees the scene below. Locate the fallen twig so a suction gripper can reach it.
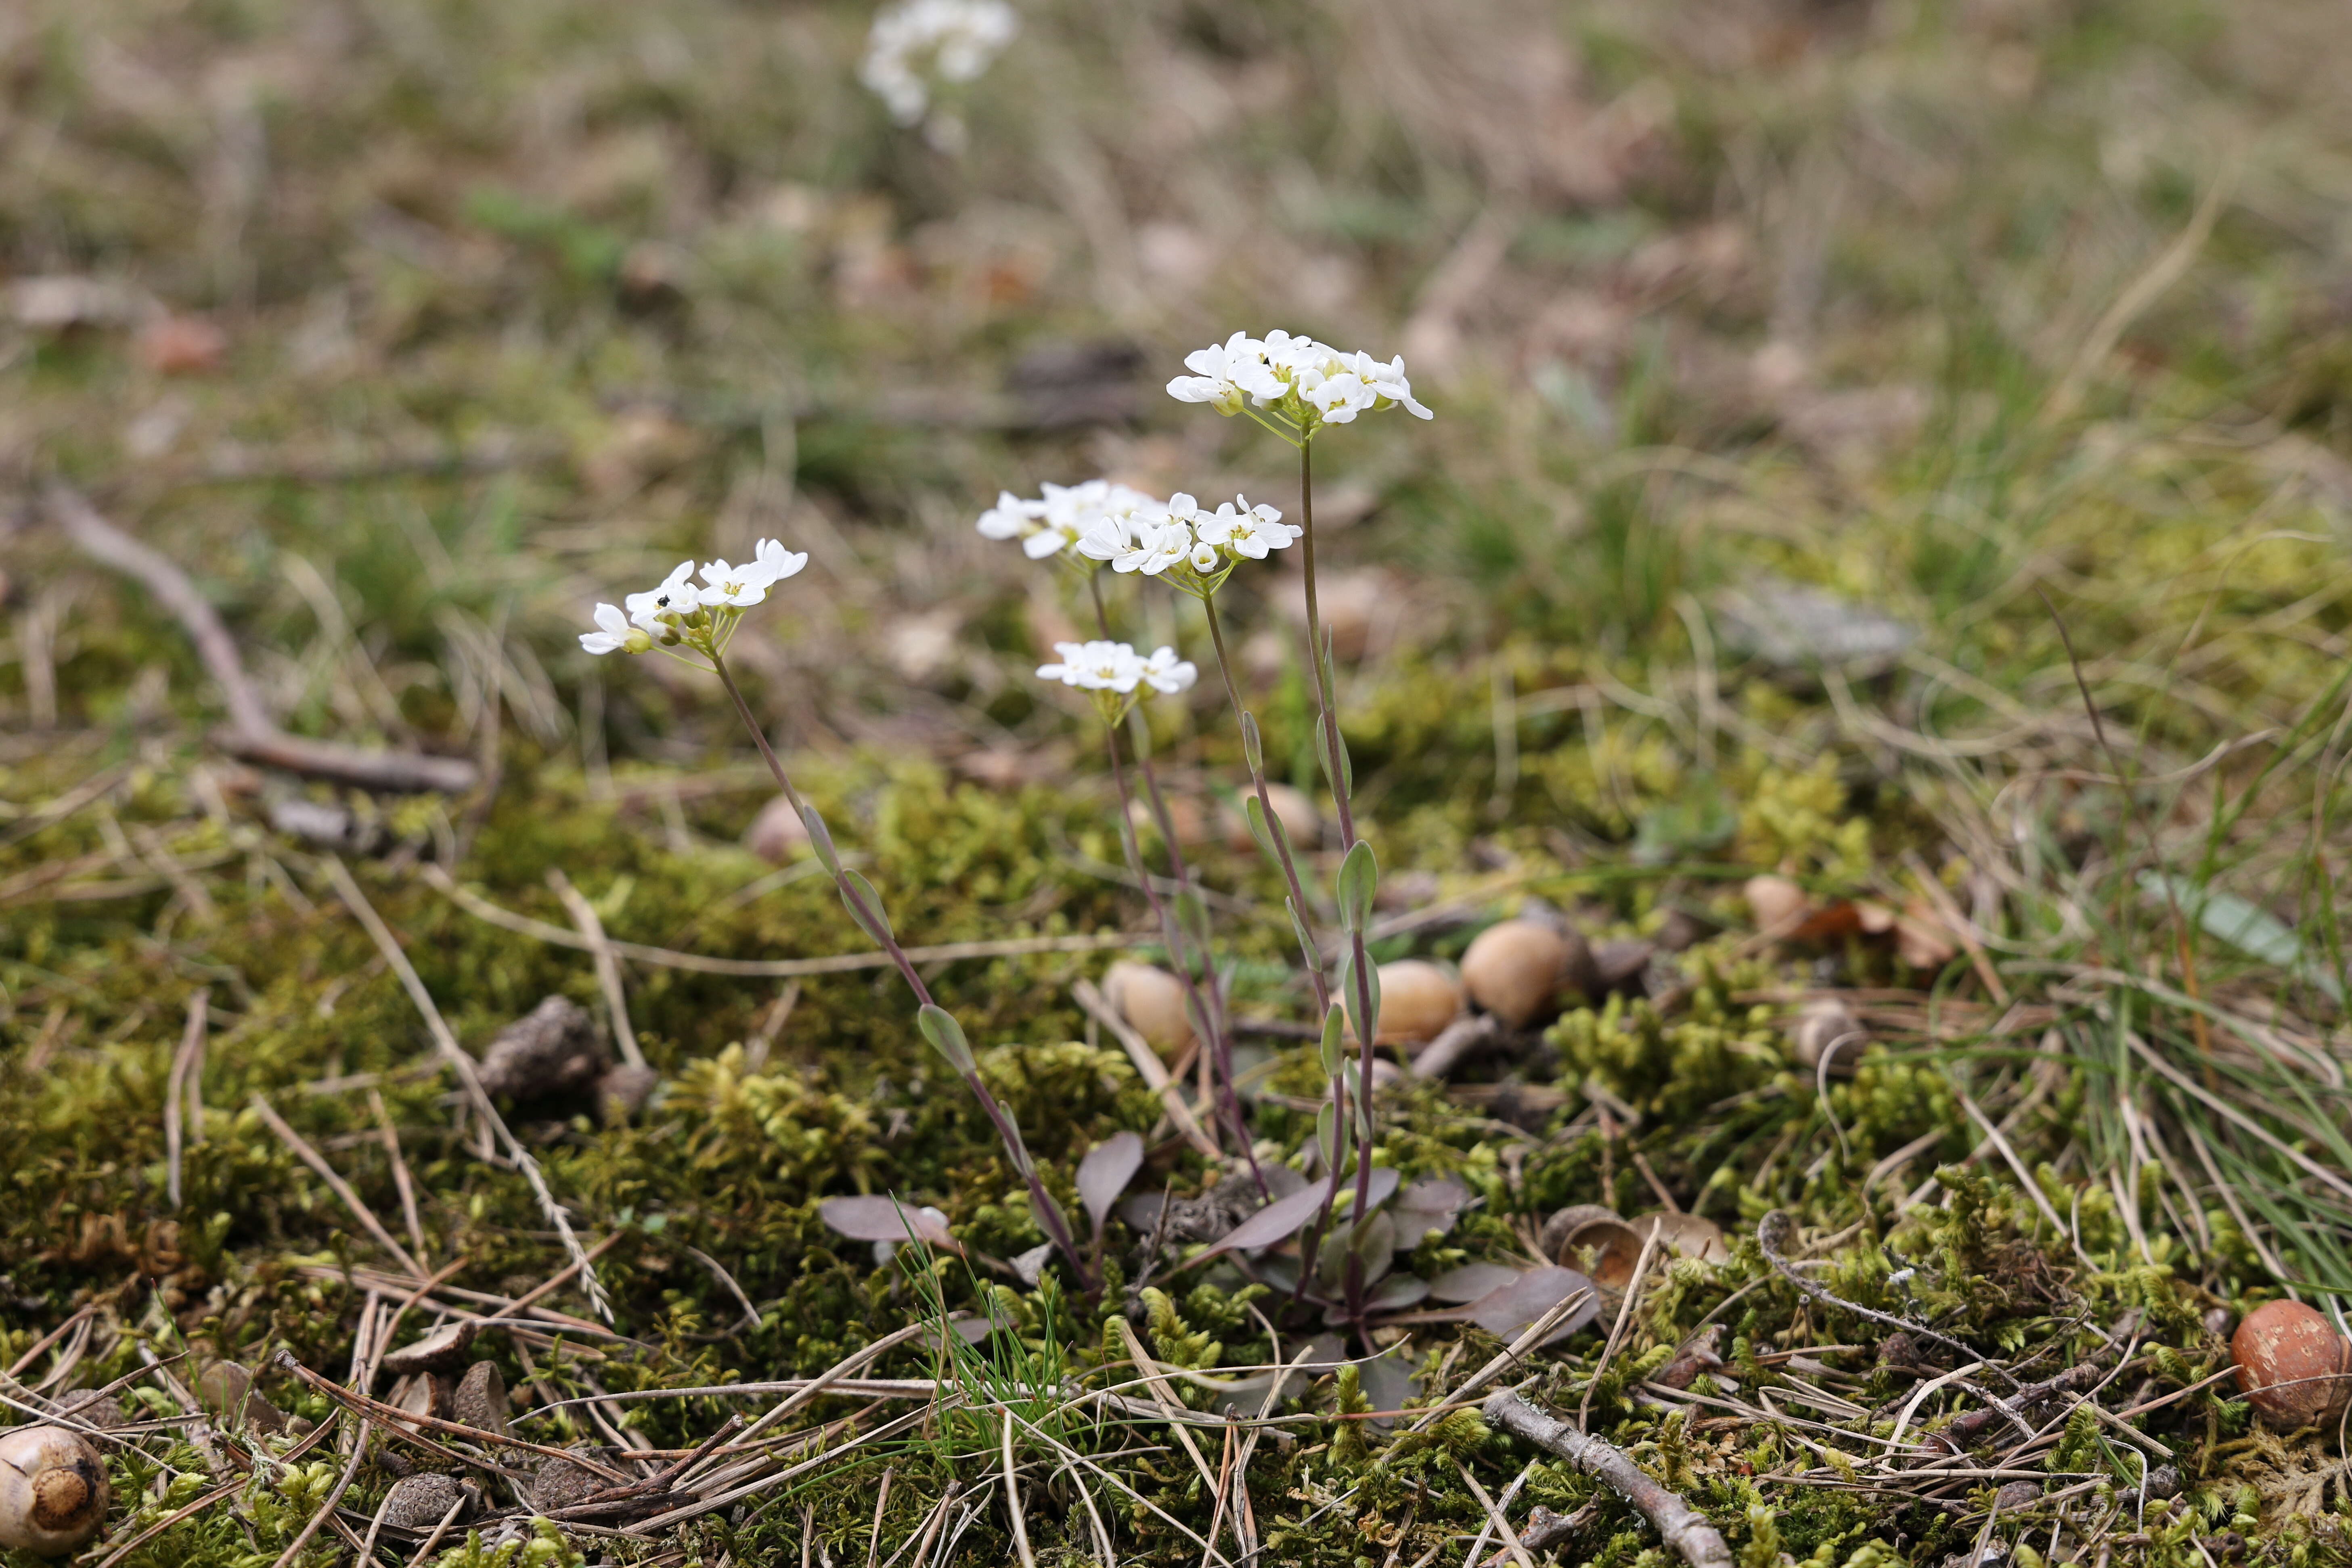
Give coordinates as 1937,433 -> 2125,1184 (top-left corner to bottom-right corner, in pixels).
250,1093 -> 425,1279
1483,1390 -> 1732,1568
49,485 -> 478,794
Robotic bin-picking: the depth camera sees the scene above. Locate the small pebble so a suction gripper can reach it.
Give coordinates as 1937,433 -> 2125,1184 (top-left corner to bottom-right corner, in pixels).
1101,961 -> 1194,1058
1372,960 -> 1462,1046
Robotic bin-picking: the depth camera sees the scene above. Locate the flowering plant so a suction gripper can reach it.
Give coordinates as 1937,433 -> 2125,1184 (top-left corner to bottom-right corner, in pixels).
859,0 -> 1017,150
577,537 -> 1091,1287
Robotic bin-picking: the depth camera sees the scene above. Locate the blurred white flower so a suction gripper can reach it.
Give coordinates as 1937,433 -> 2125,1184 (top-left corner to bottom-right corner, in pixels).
1037,640 -> 1144,692
860,0 -> 1018,129
626,561 -> 702,632
580,603 -> 650,656
977,479 -> 1162,564
1167,331 -> 1274,414
1138,645 -> 1198,694
1166,329 -> 1435,434
976,489 -> 1045,541
1036,639 -> 1196,703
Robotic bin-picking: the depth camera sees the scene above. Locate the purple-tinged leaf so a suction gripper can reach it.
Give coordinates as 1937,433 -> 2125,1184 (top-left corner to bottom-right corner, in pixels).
1390,1177 -> 1472,1244
817,1195 -> 961,1254
1077,1132 -> 1146,1234
1426,1262 -> 1522,1304
1464,1266 -> 1598,1344
1184,1167 -> 1399,1271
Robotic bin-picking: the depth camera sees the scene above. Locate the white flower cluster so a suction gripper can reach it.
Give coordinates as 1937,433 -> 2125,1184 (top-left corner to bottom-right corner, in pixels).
581,540 -> 808,656
1168,329 -> 1433,433
976,478 -> 1160,561
1036,641 -> 1198,697
859,0 -> 1018,127
975,481 -> 1299,596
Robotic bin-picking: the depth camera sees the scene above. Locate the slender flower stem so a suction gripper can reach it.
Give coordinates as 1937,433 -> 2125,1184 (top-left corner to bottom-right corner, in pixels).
1200,597 -> 1330,1017
1296,438 -> 1381,1325
1098,721 -> 1264,1190
1084,577 -> 1267,1195
710,652 -> 1090,1285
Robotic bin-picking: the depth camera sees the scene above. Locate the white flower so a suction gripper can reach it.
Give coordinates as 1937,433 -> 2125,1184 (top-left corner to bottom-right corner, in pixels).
698,553 -> 783,608
1203,496 -> 1297,559
1113,520 -> 1190,576
626,560 -> 701,632
1167,331 -> 1274,414
754,538 -> 811,581
1036,639 -> 1196,700
1138,646 -> 1198,695
579,603 -> 649,656
976,489 -> 1045,540
1073,513 -> 1137,563
1353,352 -> 1434,419
1167,330 -> 1436,427
1037,640 -> 1143,693
860,0 -> 1018,128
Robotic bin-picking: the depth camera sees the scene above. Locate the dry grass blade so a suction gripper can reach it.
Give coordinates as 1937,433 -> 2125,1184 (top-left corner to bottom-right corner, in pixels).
369,1087 -> 429,1262
1001,1406 -> 1037,1568
249,1093 -> 424,1279
1074,978 -> 1222,1157
548,865 -> 649,1071
403,1496 -> 469,1568
163,988 -> 207,1210
327,854 -> 613,1321
424,863 -> 1132,976
1458,1461 -> 1537,1568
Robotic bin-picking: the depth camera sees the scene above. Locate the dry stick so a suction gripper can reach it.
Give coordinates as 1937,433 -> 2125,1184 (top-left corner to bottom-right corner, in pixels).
1073,978 -> 1221,1158
326,854 -> 614,1323
2,1305 -> 96,1380
548,867 -> 649,1071
1579,1227 -> 1661,1430
369,1087 -> 430,1263
164,988 -> 208,1209
707,652 -> 1088,1283
48,486 -> 478,794
423,864 -> 1135,977
1483,1391 -> 1732,1568
249,1093 -> 426,1279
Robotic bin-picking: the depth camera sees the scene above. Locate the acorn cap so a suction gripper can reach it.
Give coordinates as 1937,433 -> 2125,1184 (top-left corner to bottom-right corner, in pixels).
0,1424 -> 110,1556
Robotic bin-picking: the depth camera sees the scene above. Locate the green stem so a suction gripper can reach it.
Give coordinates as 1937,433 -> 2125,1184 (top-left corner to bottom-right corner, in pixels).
1296,438 -> 1380,1325
1200,597 -> 1330,1018
710,653 -> 1091,1286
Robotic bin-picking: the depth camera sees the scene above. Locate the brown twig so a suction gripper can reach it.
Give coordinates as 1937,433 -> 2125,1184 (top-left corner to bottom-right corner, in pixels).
1484,1390 -> 1733,1568
48,484 -> 478,794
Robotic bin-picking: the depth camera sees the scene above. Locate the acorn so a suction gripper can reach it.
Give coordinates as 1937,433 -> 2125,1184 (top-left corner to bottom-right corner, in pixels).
0,1424 -> 110,1557
1745,875 -> 1811,935
1101,961 -> 1194,1059
1633,1210 -> 1730,1265
2231,1299 -> 2352,1428
1461,921 -> 1590,1028
1538,1204 -> 1623,1265
1371,960 -> 1462,1047
1791,999 -> 1868,1076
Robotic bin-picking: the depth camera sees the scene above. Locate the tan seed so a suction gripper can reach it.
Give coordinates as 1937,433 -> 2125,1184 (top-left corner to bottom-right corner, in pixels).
1101,961 -> 1194,1059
